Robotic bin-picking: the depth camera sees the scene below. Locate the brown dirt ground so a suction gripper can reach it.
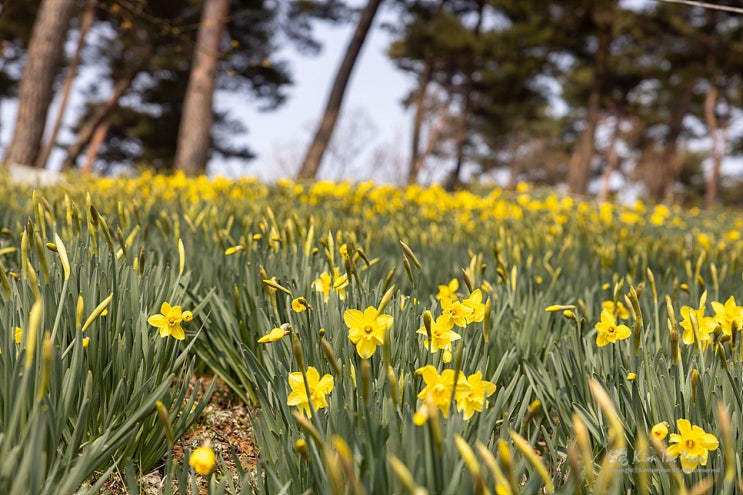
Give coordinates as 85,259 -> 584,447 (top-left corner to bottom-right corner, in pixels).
102,376 -> 259,494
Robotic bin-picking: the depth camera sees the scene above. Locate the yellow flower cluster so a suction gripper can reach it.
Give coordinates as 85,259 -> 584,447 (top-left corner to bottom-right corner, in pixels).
679,294 -> 743,348
420,282 -> 486,362
415,366 -> 496,421
652,419 -> 719,474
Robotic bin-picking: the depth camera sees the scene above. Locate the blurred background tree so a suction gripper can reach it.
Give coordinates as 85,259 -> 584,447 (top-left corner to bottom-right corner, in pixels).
0,0 -> 742,206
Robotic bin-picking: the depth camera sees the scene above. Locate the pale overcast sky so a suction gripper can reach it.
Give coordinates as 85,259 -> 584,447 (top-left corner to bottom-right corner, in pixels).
214,10 -> 413,183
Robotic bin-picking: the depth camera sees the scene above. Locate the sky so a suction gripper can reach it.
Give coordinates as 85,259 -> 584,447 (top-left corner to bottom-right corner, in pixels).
213,8 -> 414,183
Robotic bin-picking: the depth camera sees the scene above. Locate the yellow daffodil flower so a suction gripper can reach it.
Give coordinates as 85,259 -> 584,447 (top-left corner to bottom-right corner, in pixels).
651,422 -> 669,441
665,419 -> 718,474
436,279 -> 459,301
312,268 -> 349,302
440,297 -> 473,328
455,372 -> 496,420
189,445 -> 216,475
287,366 -> 334,417
344,306 -> 393,359
291,297 -> 311,312
147,302 -> 186,340
601,300 -> 630,320
462,289 -> 486,323
711,296 -> 743,336
595,308 -> 631,347
417,314 -> 461,353
679,306 -> 716,347
416,365 -> 459,417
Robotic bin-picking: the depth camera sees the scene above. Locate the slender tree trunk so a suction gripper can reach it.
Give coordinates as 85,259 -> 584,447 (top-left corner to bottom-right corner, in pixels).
407,57 -> 432,185
3,0 -> 77,167
660,79 -> 694,203
81,118 -> 110,173
704,84 -> 722,209
297,0 -> 383,179
174,0 -> 230,176
444,0 -> 484,192
35,0 -> 97,169
598,108 -> 622,202
61,43 -> 154,169
566,11 -> 613,195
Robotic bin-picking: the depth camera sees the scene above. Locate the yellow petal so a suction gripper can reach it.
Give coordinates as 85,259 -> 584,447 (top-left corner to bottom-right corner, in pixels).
148,314 -> 168,327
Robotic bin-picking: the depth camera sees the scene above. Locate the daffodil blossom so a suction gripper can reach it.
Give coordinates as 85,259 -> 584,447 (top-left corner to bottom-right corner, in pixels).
436,279 -> 459,301
665,419 -> 719,473
651,422 -> 669,441
287,366 -> 334,417
711,296 -> 743,336
147,302 -> 187,340
440,297 -> 473,328
594,308 -> 631,347
455,372 -> 496,420
462,289 -> 486,323
312,268 -> 349,302
679,306 -> 717,347
417,314 -> 461,353
344,306 -> 393,359
416,365 -> 458,417
601,300 -> 629,319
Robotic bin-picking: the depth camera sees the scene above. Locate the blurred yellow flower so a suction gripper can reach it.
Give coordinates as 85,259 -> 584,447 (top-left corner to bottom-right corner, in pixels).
417,314 -> 461,353
651,422 -> 669,440
147,302 -> 186,340
595,309 -> 631,347
601,300 -> 629,320
455,372 -> 496,420
436,278 -> 459,301
344,306 -> 393,359
679,305 -> 716,347
665,419 -> 718,474
258,327 -> 287,343
15,326 -> 22,344
711,296 -> 743,336
416,365 -> 457,417
291,297 -> 311,312
294,439 -> 309,458
189,445 -> 216,475
287,366 -> 334,417
440,297 -> 473,328
312,268 -> 349,302
82,337 -> 90,348
462,289 -> 486,323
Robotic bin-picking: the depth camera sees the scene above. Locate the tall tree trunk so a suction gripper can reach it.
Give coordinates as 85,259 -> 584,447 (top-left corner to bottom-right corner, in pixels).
704,83 -> 722,209
407,56 -> 432,185
598,109 -> 622,203
174,0 -> 230,176
35,0 -> 97,169
2,0 -> 77,167
566,10 -> 613,196
61,43 -> 154,170
297,0 -> 383,180
81,118 -> 110,174
444,0 -> 484,192
660,79 -> 695,203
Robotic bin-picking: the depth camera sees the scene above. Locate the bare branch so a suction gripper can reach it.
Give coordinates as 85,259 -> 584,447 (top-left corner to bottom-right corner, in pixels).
654,0 -> 743,15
